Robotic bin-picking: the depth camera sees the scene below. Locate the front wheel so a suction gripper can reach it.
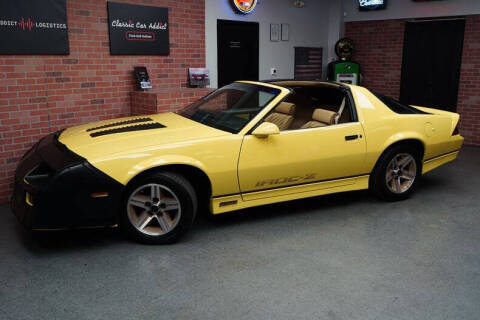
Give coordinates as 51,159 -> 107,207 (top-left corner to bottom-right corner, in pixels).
121,172 -> 197,244
370,146 -> 421,201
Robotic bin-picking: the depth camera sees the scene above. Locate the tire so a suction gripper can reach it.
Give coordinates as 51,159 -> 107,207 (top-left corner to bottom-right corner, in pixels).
121,171 -> 197,244
370,145 -> 422,201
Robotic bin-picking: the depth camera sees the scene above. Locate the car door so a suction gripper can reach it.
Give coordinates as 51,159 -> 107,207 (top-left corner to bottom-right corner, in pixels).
237,122 -> 367,200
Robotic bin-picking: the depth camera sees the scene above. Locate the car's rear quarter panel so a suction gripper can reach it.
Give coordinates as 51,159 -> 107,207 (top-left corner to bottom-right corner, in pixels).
350,86 -> 463,174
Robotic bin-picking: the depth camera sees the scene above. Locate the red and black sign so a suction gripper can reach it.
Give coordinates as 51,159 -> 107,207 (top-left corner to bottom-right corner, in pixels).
231,0 -> 258,14
0,0 -> 69,55
107,2 -> 169,55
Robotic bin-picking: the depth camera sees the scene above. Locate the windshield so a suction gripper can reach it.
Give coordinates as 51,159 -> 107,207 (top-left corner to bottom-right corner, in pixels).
178,82 -> 281,133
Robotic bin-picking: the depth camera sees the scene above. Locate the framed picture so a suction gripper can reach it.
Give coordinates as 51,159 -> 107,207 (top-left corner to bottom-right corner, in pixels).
281,24 -> 290,41
189,68 -> 210,87
270,24 -> 280,42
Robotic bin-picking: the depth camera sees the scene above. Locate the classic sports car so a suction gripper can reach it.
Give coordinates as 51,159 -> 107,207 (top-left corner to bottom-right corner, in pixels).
11,81 -> 464,244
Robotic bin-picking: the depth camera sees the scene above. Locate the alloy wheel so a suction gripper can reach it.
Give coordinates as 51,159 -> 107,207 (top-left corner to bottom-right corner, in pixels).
385,153 -> 417,194
127,183 -> 181,236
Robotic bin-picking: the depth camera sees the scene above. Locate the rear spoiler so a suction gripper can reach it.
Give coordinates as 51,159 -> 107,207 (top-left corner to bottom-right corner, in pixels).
413,106 -> 460,135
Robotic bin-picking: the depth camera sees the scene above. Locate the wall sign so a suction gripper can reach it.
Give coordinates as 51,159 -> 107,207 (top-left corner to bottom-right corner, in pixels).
107,2 -> 169,55
359,0 -> 387,11
0,0 -> 69,55
231,0 -> 258,14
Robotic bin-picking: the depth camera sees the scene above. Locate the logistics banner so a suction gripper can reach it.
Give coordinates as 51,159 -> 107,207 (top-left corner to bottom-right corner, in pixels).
107,2 -> 169,55
0,0 -> 69,55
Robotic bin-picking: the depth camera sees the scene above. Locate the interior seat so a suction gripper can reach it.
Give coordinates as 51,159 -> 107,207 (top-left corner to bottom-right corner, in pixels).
264,102 -> 296,130
316,104 -> 338,113
301,108 -> 337,129
286,89 -> 313,129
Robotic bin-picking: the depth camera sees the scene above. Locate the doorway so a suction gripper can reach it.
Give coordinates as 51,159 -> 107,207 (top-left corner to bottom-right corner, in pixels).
217,19 -> 259,88
400,19 -> 465,112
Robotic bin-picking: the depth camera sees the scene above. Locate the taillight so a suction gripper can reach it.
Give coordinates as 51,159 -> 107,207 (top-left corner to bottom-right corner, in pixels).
452,125 -> 459,136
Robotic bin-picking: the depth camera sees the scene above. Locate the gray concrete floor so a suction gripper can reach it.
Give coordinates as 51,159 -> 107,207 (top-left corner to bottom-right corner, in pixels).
1,147 -> 479,320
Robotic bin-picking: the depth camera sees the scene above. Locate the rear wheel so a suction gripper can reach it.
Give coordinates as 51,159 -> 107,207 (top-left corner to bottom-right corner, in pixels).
121,172 -> 197,244
370,146 -> 421,201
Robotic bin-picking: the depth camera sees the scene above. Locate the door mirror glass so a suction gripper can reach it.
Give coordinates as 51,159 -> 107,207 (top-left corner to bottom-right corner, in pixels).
252,122 -> 280,138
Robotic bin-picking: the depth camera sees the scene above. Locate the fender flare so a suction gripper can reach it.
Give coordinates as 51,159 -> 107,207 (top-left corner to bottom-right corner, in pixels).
381,132 -> 426,156
122,155 -> 211,186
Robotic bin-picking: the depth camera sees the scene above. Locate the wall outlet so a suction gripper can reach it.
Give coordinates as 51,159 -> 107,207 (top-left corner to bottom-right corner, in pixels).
270,67 -> 277,76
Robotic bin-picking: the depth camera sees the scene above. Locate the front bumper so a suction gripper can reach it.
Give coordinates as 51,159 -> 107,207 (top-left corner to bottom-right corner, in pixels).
11,132 -> 124,230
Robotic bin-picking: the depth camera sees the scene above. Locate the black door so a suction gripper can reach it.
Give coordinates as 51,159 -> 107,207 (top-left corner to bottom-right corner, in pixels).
217,19 -> 259,88
400,19 -> 465,112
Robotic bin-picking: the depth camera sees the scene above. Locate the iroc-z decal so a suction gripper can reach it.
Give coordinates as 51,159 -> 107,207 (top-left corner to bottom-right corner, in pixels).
255,173 -> 317,188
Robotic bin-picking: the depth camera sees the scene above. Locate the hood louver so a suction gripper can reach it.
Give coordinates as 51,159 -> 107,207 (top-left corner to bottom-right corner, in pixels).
90,122 -> 165,137
87,117 -> 153,132
86,117 -> 166,138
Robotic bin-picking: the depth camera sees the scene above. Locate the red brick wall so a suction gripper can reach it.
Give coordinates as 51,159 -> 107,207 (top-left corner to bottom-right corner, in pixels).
458,15 -> 480,146
345,15 -> 480,146
345,19 -> 405,99
0,0 -> 206,203
131,88 -> 212,115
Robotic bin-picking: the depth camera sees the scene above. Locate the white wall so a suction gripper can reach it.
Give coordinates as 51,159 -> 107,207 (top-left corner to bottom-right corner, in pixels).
343,0 -> 480,22
205,0 -> 331,88
327,0 -> 345,64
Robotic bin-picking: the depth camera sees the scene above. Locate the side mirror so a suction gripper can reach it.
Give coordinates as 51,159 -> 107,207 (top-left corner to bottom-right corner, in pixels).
252,122 -> 280,138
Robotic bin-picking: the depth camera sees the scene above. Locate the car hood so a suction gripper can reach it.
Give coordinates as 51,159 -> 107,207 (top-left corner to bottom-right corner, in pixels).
58,112 -> 230,160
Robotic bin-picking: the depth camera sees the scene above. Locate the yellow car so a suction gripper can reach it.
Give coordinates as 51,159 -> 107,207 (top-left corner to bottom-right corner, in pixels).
11,81 -> 464,244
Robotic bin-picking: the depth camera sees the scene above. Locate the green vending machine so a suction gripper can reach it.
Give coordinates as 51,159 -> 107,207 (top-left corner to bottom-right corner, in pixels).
327,38 -> 360,85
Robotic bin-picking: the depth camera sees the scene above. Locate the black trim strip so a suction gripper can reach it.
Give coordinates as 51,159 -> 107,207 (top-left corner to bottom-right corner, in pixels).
213,173 -> 370,199
86,117 -> 153,132
219,200 -> 238,207
424,150 -> 460,162
90,123 -> 165,137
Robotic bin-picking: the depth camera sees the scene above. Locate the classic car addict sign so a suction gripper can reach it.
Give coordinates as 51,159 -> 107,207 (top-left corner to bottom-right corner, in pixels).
0,0 -> 69,54
107,2 -> 169,55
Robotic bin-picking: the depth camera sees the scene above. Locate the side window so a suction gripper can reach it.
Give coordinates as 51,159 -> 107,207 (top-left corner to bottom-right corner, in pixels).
262,85 -> 356,132
373,93 -> 428,114
294,88 -> 353,130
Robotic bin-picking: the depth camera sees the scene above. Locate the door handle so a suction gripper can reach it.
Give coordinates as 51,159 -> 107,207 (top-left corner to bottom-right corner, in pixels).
345,134 -> 359,141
